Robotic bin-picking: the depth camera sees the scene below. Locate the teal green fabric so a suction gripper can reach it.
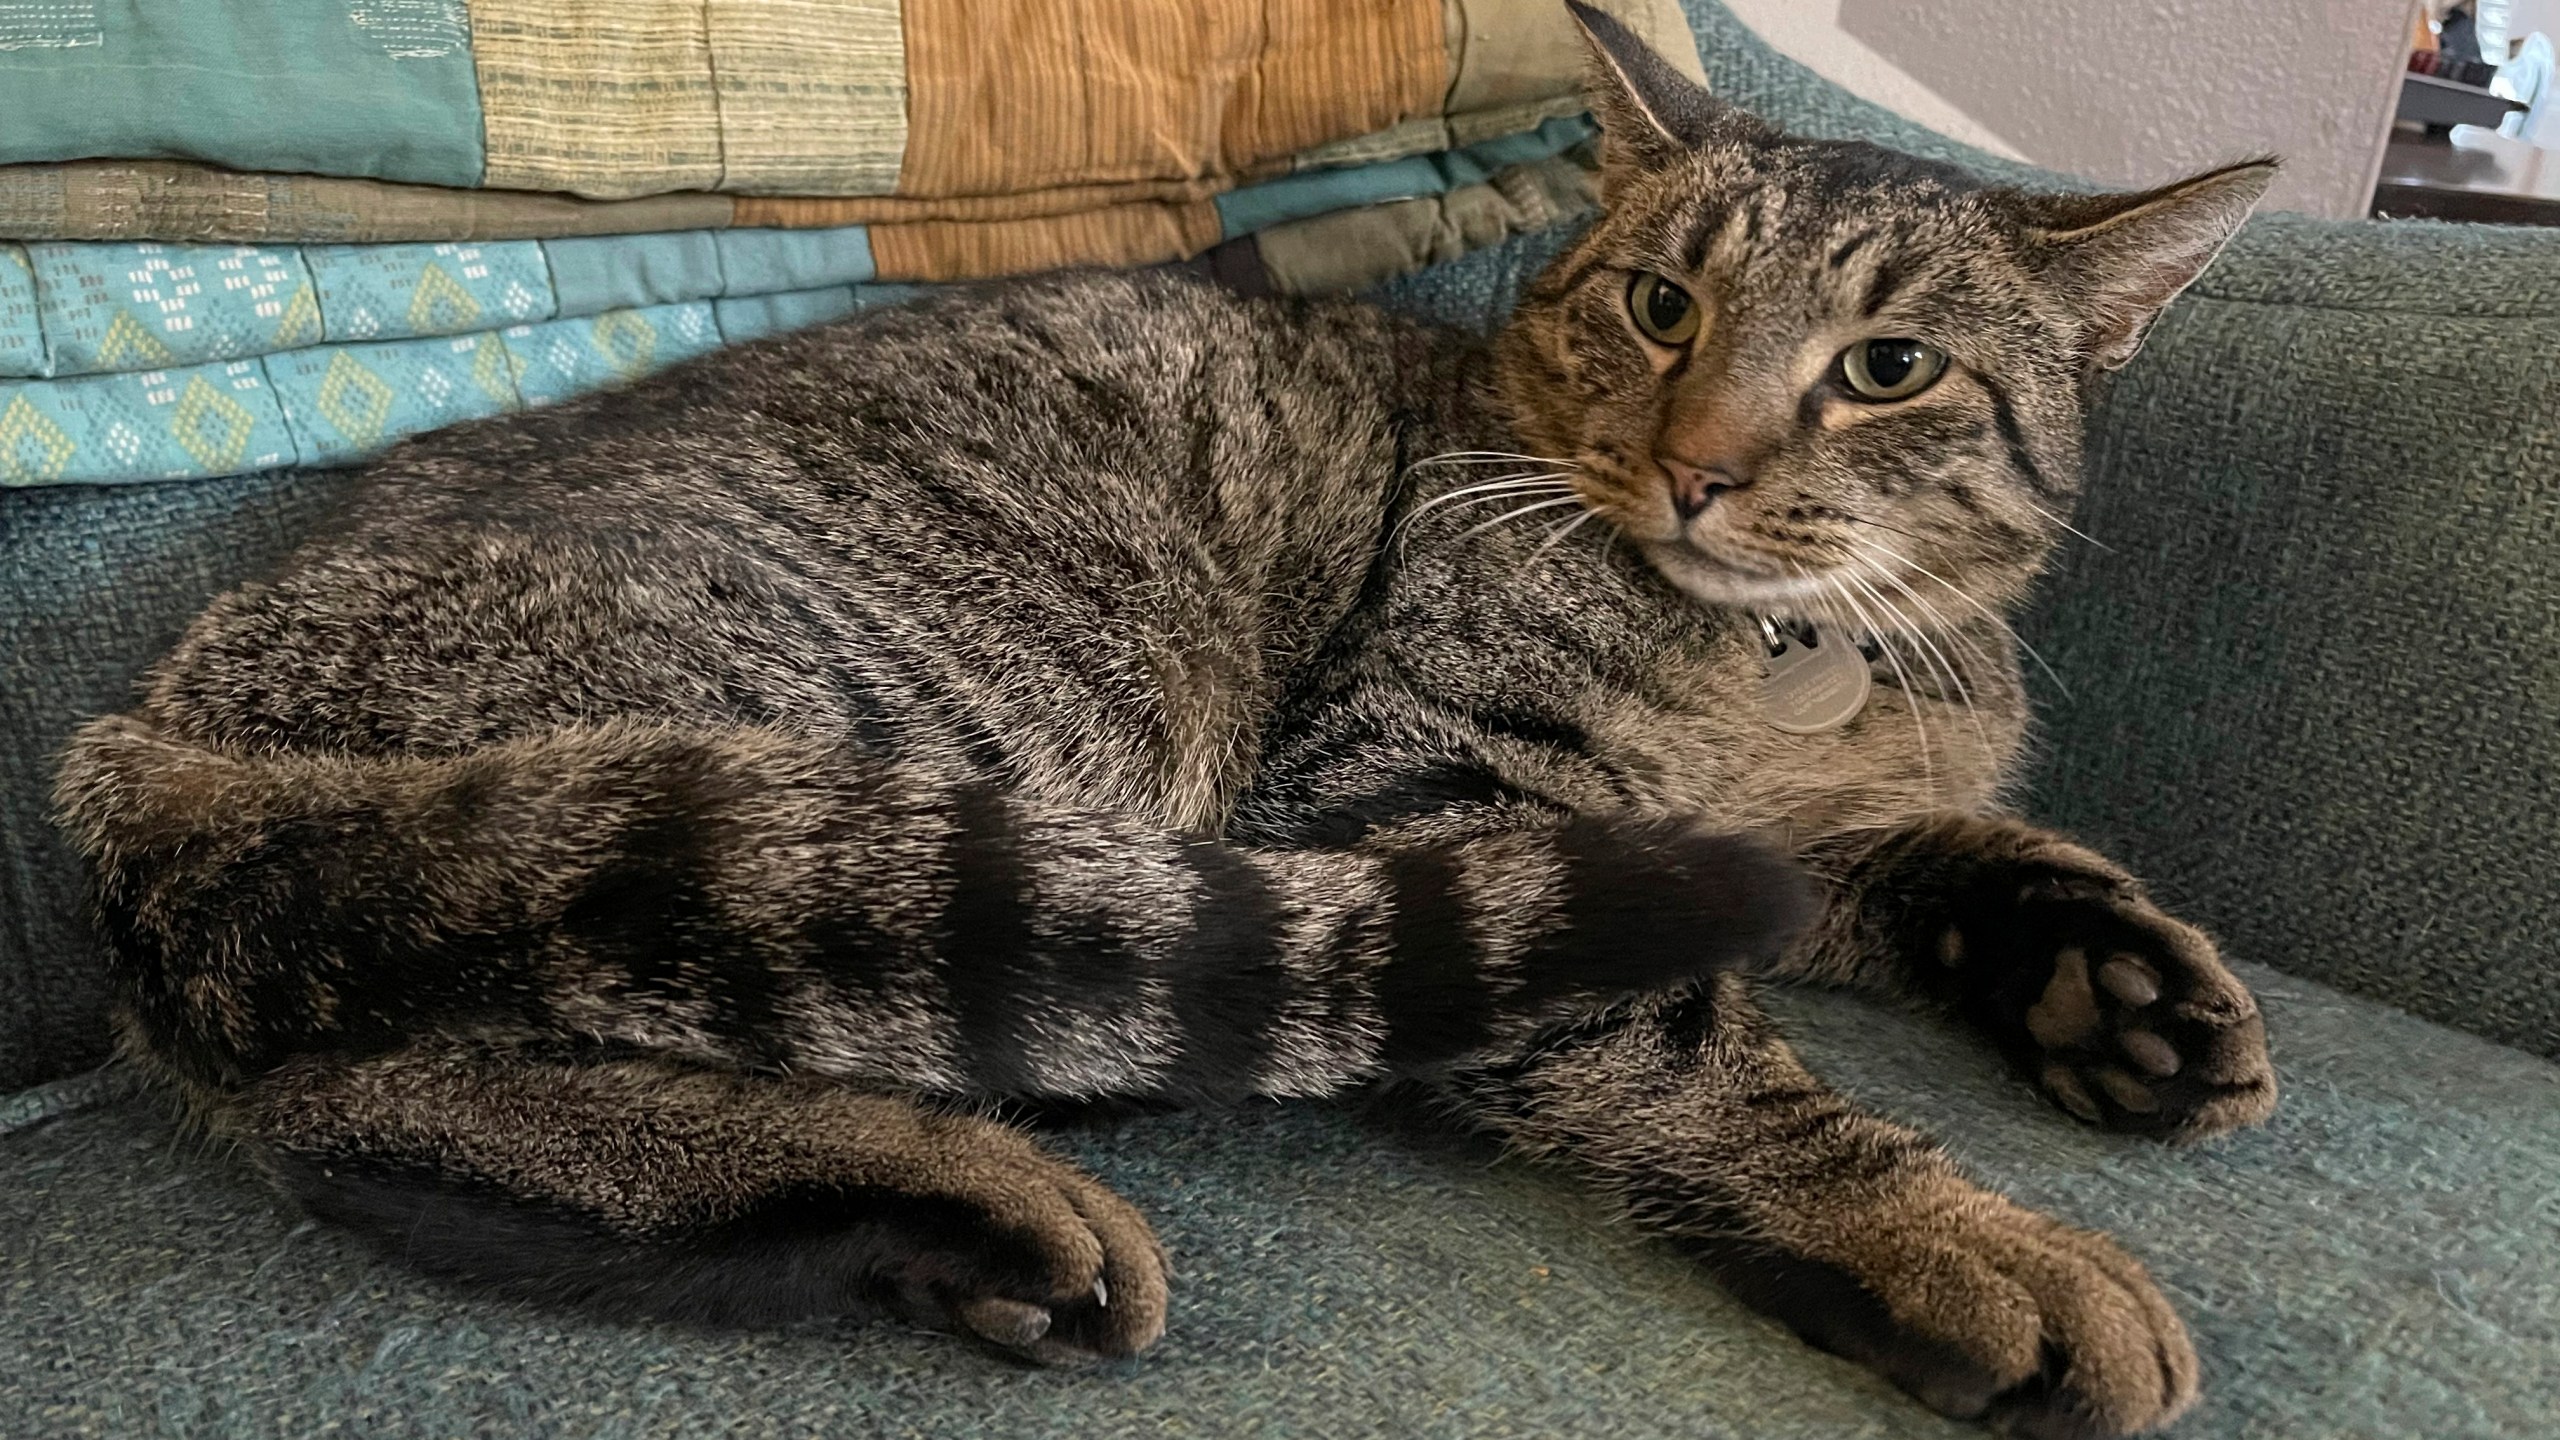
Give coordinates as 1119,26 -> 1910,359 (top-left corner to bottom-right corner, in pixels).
0,225 -> 887,486
0,300 -> 752,484
708,227 -> 880,293
546,232 -> 731,316
300,240 -> 558,342
0,230 -> 881,382
1215,115 -> 1598,236
5,964 -> 2554,1439
498,305 -> 728,414
713,287 -> 865,343
0,245 -> 42,374
0,1 -> 484,187
258,330 -> 512,466
2025,219 -> 2560,1059
1,362 -> 305,483
0,119 -> 1616,488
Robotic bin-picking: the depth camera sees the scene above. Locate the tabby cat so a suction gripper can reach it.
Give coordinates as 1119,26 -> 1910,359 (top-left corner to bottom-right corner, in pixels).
55,6 -> 2276,1436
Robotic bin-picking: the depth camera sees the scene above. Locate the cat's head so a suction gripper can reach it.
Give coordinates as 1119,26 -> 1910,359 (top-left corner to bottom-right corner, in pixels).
1495,2 -> 2272,615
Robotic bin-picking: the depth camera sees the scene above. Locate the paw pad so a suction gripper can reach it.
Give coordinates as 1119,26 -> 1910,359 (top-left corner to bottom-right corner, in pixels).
1949,883 -> 2276,1141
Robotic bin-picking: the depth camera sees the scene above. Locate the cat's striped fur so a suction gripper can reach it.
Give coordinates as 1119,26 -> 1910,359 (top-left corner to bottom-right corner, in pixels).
54,6 -> 2276,1435
63,713 -> 1804,1101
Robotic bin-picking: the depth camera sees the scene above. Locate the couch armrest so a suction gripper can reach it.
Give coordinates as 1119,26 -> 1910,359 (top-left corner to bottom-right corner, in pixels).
2024,214 -> 2560,1056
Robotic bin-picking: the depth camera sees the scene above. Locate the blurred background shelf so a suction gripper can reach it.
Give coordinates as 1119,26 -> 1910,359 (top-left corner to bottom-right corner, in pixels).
2397,69 -> 2530,126
2373,122 -> 2560,222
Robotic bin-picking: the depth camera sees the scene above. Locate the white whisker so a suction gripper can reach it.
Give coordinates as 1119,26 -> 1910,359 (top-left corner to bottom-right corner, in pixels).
1858,561 -> 2007,699
1846,567 -> 1988,755
1405,449 -> 1582,471
1404,473 -> 1575,514
1456,495 -> 1586,544
1838,532 -> 2071,701
1391,475 -> 1576,550
2023,498 -> 2112,552
1523,508 -> 1602,569
1819,571 -> 1934,799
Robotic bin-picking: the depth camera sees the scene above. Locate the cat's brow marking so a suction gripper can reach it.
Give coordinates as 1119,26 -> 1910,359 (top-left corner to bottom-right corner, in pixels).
1857,260 -> 1903,319
1683,201 -> 1757,277
1976,373 -> 2054,495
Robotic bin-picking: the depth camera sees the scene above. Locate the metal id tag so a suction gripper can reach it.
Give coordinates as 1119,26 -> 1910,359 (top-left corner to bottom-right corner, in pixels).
1757,619 -> 1872,734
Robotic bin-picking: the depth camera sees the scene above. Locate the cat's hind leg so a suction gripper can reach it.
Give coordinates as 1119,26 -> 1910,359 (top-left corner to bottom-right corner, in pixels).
235,1040 -> 1167,1363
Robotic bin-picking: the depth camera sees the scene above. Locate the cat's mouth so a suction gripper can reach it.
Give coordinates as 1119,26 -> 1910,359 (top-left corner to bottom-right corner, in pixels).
1636,536 -> 1845,610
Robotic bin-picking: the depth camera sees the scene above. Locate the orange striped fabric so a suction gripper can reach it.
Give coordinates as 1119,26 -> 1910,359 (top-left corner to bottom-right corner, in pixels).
895,0 -> 1449,202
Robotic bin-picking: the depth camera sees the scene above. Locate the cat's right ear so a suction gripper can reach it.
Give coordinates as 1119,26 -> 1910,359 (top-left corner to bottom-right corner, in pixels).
1566,0 -> 1732,176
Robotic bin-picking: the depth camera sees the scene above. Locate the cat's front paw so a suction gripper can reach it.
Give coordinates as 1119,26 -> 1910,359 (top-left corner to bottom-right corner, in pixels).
1737,1187 -> 2201,1440
1939,870 -> 2274,1141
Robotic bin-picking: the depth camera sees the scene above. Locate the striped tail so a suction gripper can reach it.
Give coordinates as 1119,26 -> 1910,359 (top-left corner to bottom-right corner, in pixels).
55,715 -> 1815,1103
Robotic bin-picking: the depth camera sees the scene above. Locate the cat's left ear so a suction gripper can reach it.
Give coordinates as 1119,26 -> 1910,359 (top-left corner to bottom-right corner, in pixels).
2020,159 -> 2277,371
1566,0 -> 1741,176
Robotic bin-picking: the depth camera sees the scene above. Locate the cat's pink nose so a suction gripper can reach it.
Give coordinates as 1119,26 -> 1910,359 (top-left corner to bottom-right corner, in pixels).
1660,455 -> 1747,522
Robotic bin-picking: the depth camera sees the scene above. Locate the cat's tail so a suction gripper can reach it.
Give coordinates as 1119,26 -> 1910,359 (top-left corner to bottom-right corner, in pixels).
55,714 -> 1814,1103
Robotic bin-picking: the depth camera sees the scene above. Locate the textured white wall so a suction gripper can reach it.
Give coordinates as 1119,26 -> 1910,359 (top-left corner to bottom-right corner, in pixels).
1718,0 -> 2025,158
1727,0 -> 2409,218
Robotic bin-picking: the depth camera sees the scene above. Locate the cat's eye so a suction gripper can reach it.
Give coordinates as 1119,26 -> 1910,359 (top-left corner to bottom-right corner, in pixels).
1839,338 -> 1948,401
1626,273 -> 1702,346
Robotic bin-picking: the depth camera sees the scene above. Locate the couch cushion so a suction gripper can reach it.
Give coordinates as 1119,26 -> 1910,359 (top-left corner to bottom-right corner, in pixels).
6,961 -> 2552,1439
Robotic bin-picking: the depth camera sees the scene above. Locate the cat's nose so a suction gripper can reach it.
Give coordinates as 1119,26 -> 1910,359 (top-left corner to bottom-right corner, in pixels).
1660,455 -> 1748,522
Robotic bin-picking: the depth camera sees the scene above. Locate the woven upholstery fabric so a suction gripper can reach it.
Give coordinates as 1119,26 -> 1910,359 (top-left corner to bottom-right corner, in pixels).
2031,245 -> 2560,1059
5,963 -> 2554,1439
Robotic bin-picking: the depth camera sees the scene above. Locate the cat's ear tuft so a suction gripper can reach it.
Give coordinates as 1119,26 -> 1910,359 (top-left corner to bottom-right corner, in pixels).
2022,159 -> 2277,371
1567,0 -> 1730,175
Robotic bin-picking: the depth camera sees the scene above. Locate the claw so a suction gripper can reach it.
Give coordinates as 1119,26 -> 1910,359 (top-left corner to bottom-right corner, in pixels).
2041,1064 -> 2103,1123
1092,1275 -> 1111,1309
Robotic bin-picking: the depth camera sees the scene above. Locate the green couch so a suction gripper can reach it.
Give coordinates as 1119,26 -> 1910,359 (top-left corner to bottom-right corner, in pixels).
6,6 -> 2557,1436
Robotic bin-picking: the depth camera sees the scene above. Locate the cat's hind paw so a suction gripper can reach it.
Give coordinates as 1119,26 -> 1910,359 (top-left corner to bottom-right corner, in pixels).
880,1154 -> 1171,1366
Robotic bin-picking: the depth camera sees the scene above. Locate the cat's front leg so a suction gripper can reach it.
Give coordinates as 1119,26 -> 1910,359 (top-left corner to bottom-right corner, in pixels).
1455,978 -> 2200,1438
1795,815 -> 2275,1140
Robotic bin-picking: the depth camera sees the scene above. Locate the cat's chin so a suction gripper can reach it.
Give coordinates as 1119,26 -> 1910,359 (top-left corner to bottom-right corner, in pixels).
1637,540 -> 1836,613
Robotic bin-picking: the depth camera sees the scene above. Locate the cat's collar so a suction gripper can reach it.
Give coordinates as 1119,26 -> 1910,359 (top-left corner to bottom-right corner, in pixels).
1753,614 -> 1872,734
